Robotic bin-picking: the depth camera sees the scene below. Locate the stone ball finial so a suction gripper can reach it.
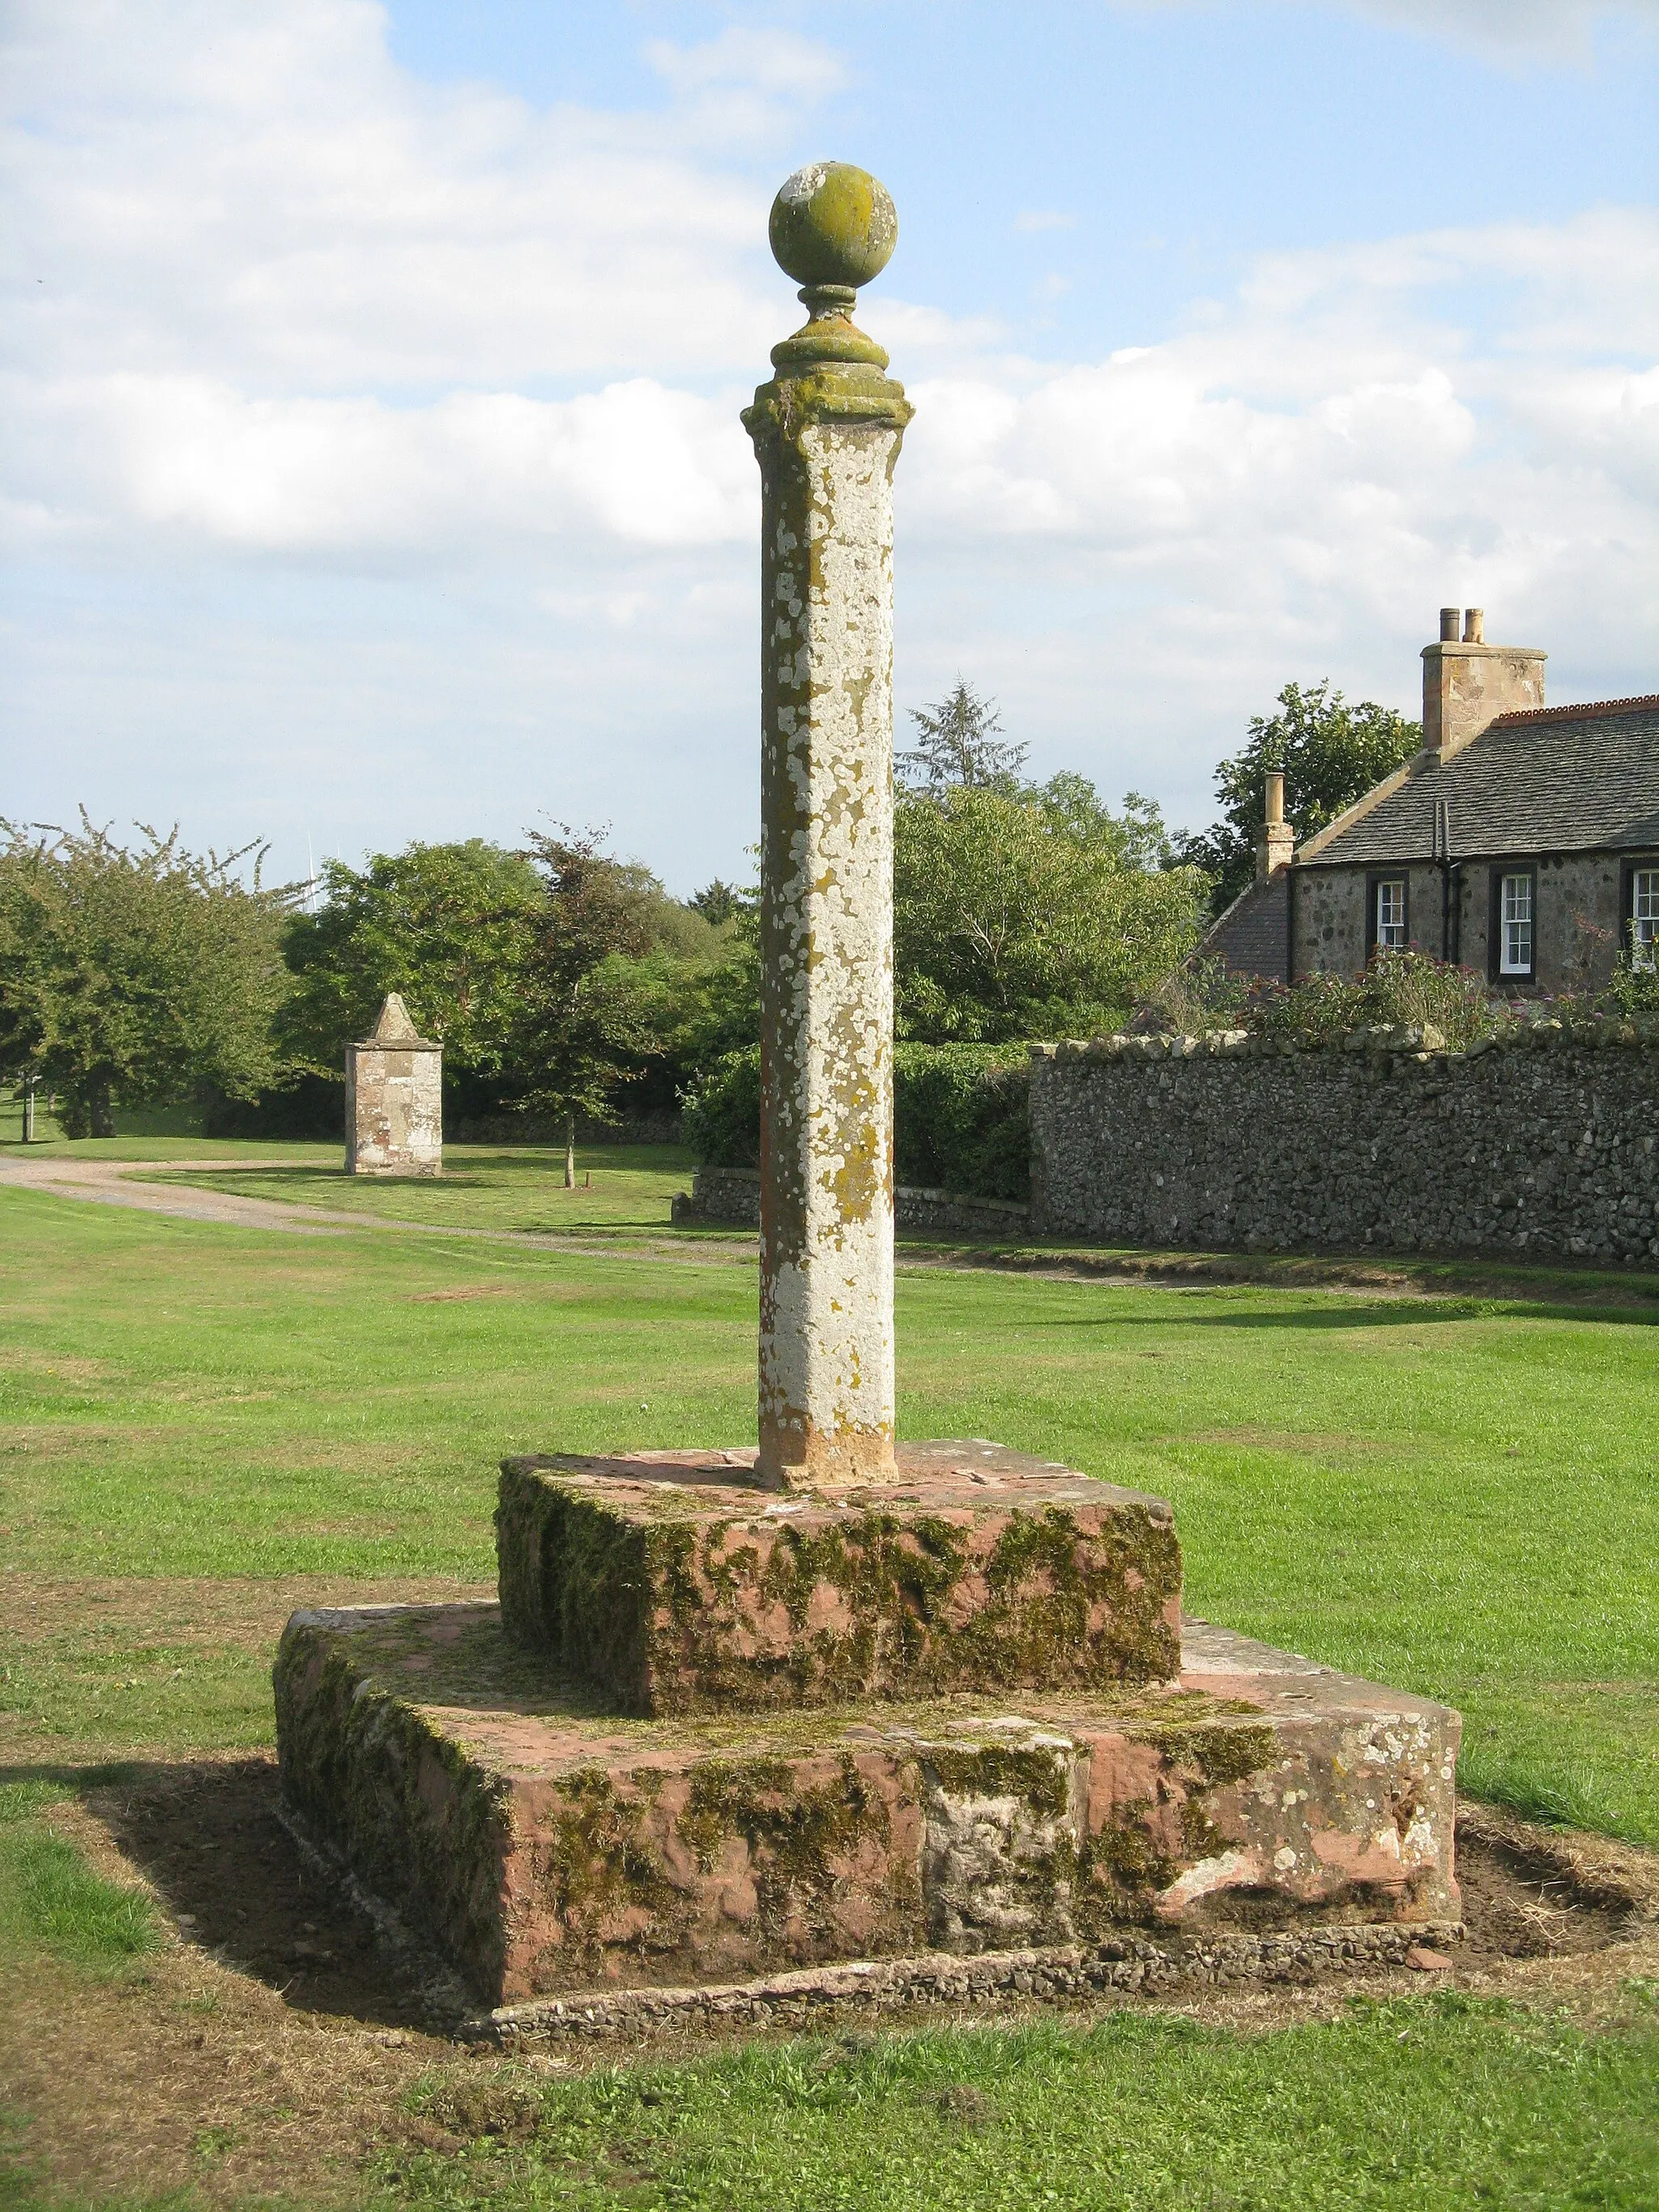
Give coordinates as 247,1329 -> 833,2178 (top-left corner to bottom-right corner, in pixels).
769,163 -> 897,290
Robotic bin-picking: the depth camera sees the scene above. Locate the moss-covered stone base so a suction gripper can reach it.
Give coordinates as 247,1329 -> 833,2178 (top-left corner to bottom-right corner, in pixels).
495,1439 -> 1183,1715
274,1604 -> 1460,2006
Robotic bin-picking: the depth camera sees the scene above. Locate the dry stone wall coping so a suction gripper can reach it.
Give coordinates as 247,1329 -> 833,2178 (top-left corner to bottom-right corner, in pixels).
1031,1014 -> 1659,1065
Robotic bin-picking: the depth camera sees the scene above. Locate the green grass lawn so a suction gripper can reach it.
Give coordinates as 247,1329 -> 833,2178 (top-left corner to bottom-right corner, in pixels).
2,1157 -> 1658,2207
2,1174 -> 1654,1838
365,1998 -> 1659,2211
139,1141 -> 707,1234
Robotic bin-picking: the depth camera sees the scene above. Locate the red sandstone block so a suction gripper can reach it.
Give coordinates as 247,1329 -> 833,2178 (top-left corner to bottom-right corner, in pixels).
495,1439 -> 1183,1714
274,1602 -> 1461,2008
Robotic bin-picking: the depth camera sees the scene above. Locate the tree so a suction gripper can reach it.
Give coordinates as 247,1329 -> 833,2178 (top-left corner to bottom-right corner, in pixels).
1178,680 -> 1421,915
0,816 -> 292,1136
510,829 -> 676,1184
898,680 -> 1029,795
275,832 -> 753,1149
893,776 -> 1207,1042
688,879 -> 748,927
277,841 -> 544,1098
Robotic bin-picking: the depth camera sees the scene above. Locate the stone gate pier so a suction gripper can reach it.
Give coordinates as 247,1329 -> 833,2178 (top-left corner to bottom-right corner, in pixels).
345,993 -> 441,1177
275,167 -> 1461,2032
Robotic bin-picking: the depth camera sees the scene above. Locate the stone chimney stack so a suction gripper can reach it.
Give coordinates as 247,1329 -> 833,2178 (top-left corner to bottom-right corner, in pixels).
1422,607 -> 1545,761
1256,769 -> 1294,882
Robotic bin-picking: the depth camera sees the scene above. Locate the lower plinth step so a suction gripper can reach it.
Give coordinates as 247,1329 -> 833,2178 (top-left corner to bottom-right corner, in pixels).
495,1439 -> 1183,1714
274,1603 -> 1461,2008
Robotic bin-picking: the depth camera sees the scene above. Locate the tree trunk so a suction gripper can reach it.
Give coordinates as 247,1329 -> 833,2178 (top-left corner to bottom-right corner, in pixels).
90,1078 -> 116,1139
21,1079 -> 34,1143
564,1112 -> 576,1190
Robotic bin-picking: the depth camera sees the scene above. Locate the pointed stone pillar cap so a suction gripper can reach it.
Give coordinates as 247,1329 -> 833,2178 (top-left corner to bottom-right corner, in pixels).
358,993 -> 439,1049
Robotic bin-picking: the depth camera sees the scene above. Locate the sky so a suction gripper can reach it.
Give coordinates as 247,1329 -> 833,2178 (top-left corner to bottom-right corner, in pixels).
3,0 -> 1657,895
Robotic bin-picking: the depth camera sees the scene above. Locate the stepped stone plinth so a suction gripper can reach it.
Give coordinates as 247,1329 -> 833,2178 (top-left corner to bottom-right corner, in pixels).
275,1558 -> 1460,2010
494,1442 -> 1182,1715
272,164 -> 1461,2027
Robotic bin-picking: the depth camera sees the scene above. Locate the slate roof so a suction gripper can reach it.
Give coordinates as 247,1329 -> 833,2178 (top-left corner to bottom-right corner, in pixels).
1299,697 -> 1659,869
1201,868 -> 1289,982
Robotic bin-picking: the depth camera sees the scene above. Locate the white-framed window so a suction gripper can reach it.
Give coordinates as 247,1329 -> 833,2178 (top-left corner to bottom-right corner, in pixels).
1634,869 -> 1659,971
1375,879 -> 1407,949
1499,872 -> 1533,976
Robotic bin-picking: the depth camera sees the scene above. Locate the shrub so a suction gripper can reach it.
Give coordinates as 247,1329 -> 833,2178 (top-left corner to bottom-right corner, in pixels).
681,1044 -> 1030,1200
1134,957 -> 1250,1036
1356,948 -> 1494,1048
1135,949 -> 1503,1051
1246,970 -> 1366,1046
893,1044 -> 1030,1200
680,1049 -> 762,1169
1606,954 -> 1659,1018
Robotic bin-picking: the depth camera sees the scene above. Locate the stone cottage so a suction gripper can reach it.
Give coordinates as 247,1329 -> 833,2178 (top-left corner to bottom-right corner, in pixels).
1207,609 -> 1659,995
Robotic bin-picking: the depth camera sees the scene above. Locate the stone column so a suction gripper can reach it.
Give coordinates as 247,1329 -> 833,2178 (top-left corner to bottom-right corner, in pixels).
743,164 -> 912,1489
345,993 -> 443,1178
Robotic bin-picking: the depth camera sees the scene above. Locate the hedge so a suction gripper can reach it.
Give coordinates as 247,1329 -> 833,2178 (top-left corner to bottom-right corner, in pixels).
681,1043 -> 1030,1201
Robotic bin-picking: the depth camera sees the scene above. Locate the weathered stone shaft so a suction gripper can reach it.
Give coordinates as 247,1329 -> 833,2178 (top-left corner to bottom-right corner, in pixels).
745,347 -> 910,1486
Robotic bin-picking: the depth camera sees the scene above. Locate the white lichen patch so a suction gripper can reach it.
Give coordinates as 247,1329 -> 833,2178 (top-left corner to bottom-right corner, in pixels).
779,162 -> 831,207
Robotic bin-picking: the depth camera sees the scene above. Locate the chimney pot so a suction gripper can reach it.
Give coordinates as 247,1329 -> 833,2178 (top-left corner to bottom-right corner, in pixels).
1439,607 -> 1461,642
1264,770 -> 1285,827
1463,607 -> 1484,644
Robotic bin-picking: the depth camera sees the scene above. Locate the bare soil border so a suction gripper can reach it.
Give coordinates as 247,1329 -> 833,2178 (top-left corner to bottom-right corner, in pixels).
4,1752 -> 1657,2210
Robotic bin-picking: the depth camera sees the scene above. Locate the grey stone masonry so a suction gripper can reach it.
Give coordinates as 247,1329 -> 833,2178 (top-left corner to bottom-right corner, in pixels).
742,164 -> 911,1488
1030,1021 -> 1659,1264
345,994 -> 442,1178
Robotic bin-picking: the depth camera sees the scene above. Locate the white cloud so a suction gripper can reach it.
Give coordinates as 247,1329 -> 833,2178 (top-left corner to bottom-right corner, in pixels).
3,373 -> 755,557
1118,0 -> 1659,59
881,204 -> 1658,822
2,0 -> 783,392
2,0 -> 1655,883
1348,0 -> 1659,57
645,26 -> 846,102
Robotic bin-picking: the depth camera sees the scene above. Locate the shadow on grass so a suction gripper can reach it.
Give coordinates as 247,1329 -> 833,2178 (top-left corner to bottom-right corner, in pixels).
0,1758 -> 433,2029
136,1165 -> 425,1188
1041,1300 -> 1659,1332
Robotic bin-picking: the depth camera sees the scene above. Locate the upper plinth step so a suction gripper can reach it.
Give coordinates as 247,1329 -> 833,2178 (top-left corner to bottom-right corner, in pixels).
496,1440 -> 1183,1716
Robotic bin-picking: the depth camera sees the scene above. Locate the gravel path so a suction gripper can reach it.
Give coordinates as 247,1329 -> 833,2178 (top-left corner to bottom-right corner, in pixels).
0,1155 -> 371,1234
0,1154 -> 752,1261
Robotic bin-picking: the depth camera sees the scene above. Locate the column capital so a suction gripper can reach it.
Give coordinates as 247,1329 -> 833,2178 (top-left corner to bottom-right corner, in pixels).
742,351 -> 912,450
743,292 -> 911,448
743,163 -> 912,452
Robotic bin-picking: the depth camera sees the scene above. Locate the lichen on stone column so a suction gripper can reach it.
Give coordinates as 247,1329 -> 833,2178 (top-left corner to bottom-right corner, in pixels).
743,164 -> 913,1490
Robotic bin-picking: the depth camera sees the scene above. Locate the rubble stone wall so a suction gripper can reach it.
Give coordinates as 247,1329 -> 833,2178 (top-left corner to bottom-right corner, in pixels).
1030,1022 -> 1659,1263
